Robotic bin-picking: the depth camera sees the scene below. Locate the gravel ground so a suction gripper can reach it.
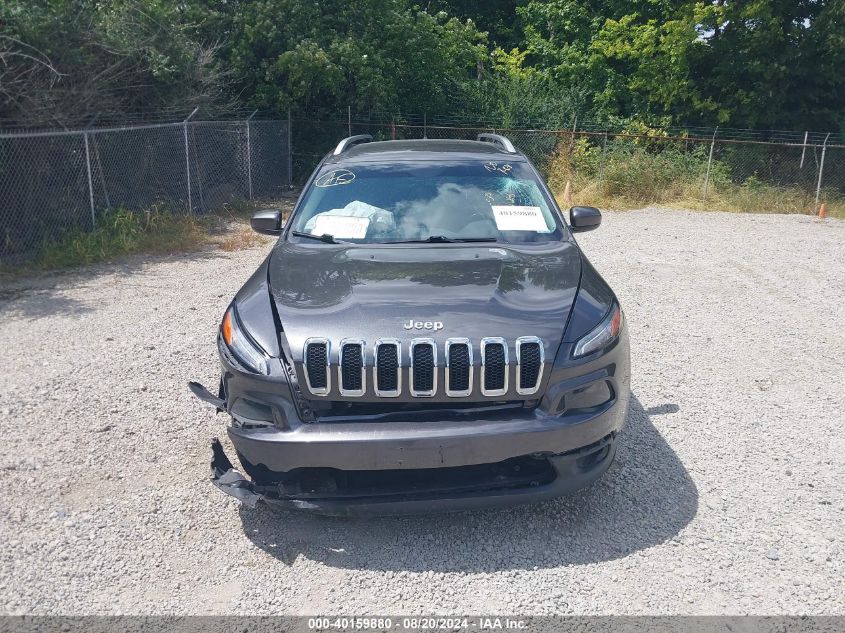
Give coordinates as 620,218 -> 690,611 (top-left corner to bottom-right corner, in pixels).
1,208 -> 843,615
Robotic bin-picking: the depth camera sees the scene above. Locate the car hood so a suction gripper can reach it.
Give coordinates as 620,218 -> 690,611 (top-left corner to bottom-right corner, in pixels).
268,240 -> 582,357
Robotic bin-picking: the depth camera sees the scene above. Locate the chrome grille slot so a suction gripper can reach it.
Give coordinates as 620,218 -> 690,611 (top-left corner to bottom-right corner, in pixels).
374,338 -> 401,397
481,337 -> 508,397
445,338 -> 472,397
410,338 -> 437,397
516,336 -> 544,395
303,338 -> 330,396
339,339 -> 365,396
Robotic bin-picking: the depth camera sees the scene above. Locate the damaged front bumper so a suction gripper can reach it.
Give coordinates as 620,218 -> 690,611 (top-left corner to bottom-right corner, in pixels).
210,434 -> 617,516
198,324 -> 629,516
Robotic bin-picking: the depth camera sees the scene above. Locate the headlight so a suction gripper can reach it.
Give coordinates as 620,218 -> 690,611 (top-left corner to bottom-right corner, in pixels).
572,303 -> 622,358
221,305 -> 270,375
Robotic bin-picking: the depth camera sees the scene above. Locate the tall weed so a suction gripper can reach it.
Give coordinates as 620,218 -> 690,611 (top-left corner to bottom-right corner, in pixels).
547,138 -> 845,217
32,206 -> 206,270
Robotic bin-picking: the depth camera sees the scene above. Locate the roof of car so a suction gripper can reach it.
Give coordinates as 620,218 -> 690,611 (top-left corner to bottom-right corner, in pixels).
325,138 -> 526,164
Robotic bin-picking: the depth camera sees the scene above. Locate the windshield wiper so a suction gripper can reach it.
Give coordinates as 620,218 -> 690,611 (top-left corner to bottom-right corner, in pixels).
382,235 -> 498,244
290,230 -> 346,244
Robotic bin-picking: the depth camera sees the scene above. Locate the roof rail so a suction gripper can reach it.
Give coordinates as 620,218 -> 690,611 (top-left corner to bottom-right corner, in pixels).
332,134 -> 373,155
477,133 -> 517,154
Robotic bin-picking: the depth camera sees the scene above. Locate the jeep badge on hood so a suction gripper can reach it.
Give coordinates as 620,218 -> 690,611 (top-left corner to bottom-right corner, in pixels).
404,320 -> 444,331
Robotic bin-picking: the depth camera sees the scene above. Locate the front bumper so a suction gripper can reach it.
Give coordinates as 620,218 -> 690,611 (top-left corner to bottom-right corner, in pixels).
229,395 -> 624,472
211,432 -> 617,516
196,323 -> 630,515
208,372 -> 627,515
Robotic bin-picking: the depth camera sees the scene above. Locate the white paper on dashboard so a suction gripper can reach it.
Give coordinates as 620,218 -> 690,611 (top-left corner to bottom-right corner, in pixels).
311,214 -> 370,239
491,205 -> 549,232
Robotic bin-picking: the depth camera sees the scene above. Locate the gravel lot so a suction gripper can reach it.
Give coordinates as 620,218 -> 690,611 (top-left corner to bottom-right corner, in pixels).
1,208 -> 843,615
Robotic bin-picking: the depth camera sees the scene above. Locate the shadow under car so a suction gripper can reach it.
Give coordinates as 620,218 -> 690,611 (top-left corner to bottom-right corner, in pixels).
236,394 -> 697,572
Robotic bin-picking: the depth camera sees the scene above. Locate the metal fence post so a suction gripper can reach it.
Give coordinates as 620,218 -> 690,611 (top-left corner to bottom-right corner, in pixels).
348,105 -> 352,137
703,126 -> 718,200
815,133 -> 830,210
287,109 -> 293,188
799,131 -> 808,169
183,107 -> 198,213
599,132 -> 608,183
246,110 -> 257,200
91,132 -> 111,210
82,131 -> 96,228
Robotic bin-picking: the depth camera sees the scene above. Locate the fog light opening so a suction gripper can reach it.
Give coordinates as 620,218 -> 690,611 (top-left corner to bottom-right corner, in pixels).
576,444 -> 611,470
558,380 -> 613,414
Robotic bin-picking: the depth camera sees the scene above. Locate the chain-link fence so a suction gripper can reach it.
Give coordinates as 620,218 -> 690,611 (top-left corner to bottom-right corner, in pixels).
293,114 -> 845,216
1,116 -> 291,256
5,110 -> 840,258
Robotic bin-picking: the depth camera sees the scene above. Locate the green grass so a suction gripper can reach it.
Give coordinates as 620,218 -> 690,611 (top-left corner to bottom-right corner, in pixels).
0,200 -> 282,276
32,206 -> 208,270
547,139 -> 845,218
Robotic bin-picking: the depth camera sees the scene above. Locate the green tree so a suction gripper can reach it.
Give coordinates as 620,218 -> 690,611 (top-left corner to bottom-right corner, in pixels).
516,0 -> 845,130
3,0 -> 843,132
426,0 -> 525,50
690,0 -> 845,130
0,0 -> 230,124
224,0 -> 488,115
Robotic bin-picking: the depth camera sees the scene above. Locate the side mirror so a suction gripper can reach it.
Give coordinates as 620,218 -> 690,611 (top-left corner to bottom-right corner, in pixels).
569,206 -> 602,233
250,208 -> 283,235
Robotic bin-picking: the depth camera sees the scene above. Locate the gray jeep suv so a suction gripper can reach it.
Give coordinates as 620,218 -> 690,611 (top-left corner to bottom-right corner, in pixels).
190,134 -> 630,515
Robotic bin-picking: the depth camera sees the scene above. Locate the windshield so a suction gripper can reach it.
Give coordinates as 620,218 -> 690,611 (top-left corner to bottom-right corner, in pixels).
289,161 -> 565,244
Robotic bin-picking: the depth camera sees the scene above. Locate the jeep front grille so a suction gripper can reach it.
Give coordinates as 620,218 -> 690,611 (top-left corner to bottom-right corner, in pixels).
410,338 -> 437,397
303,337 -> 544,399
339,340 -> 365,396
516,336 -> 544,395
445,338 -> 472,397
481,337 -> 508,396
374,339 -> 401,397
303,338 -> 330,395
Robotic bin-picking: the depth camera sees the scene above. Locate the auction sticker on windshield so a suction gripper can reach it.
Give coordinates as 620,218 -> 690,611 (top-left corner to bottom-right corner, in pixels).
311,214 -> 370,239
491,205 -> 549,232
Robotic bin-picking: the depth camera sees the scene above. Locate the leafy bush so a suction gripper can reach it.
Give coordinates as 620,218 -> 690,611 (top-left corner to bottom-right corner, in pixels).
549,137 -> 705,203
33,206 -> 206,269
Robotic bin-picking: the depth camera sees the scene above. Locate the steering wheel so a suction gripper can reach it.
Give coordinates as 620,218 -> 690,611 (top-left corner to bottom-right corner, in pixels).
457,209 -> 497,233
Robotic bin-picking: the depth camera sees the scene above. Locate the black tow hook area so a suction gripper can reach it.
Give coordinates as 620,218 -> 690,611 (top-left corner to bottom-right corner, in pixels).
211,438 -> 264,509
188,381 -> 226,411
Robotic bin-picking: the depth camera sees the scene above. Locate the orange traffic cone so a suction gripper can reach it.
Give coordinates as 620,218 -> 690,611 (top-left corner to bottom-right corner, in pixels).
563,180 -> 573,206
818,203 -> 826,219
